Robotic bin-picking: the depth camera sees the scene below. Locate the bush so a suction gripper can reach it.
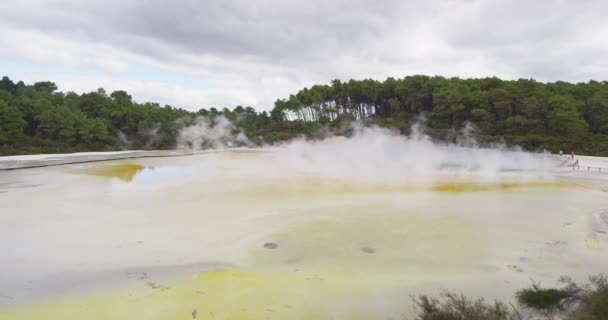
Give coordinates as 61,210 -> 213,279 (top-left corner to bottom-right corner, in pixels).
569,274 -> 608,320
413,291 -> 510,320
411,275 -> 607,320
515,282 -> 577,315
514,274 -> 608,319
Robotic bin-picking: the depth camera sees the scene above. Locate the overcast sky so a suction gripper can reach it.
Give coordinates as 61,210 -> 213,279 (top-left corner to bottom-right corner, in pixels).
1,0 -> 607,110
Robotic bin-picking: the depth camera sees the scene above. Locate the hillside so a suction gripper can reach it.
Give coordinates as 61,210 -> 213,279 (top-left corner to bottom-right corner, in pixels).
2,75 -> 608,155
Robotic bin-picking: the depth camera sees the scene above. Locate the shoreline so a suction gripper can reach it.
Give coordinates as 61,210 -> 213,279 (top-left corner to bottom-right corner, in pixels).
0,148 -> 269,170
3,150 -> 607,187
1,151 -> 607,319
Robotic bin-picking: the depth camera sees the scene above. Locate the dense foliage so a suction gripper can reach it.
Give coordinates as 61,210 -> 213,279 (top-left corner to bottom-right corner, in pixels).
413,292 -> 510,320
516,274 -> 608,320
515,281 -> 578,316
414,274 -> 608,320
274,76 -> 608,155
2,75 -> 608,155
0,76 -> 278,155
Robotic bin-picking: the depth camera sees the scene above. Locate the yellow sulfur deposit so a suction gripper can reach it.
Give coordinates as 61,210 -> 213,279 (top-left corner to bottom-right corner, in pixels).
84,162 -> 145,182
0,267 -> 413,320
432,181 -> 573,192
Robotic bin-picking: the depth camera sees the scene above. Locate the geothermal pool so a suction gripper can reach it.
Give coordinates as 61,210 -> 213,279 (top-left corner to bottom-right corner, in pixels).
1,135 -> 607,319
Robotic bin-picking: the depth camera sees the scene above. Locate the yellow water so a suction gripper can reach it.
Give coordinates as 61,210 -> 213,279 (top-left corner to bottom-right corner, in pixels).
83,163 -> 145,182
1,154 -> 607,320
431,181 -> 573,192
233,178 -> 576,200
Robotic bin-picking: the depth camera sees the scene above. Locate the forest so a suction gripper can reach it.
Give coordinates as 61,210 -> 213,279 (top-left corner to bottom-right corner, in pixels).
1,75 -> 608,156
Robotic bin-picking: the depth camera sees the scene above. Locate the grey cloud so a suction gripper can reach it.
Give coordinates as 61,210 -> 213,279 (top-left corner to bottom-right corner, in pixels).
439,0 -> 601,48
1,0 -> 608,108
1,0 -> 413,63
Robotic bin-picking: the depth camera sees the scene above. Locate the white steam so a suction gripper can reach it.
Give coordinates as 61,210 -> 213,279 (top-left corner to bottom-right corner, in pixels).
174,118 -> 560,183
142,123 -> 162,147
116,131 -> 132,150
176,116 -> 249,151
269,123 -> 558,183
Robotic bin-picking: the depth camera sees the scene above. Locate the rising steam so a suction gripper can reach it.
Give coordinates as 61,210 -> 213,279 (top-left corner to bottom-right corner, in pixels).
176,116 -> 250,151
174,118 -> 560,184
270,124 -> 557,183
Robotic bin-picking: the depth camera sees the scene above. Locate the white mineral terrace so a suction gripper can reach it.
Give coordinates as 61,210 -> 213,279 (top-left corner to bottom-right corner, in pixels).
1,136 -> 607,320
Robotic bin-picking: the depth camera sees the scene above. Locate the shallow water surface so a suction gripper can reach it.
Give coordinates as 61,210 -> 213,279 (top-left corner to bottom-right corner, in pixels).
0,151 -> 606,319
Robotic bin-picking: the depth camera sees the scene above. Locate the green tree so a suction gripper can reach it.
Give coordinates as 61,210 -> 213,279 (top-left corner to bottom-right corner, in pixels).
0,100 -> 26,144
36,106 -> 80,144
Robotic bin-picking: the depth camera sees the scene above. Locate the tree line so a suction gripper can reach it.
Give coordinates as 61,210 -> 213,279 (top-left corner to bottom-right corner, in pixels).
273,76 -> 608,155
0,76 -> 280,155
1,75 -> 608,156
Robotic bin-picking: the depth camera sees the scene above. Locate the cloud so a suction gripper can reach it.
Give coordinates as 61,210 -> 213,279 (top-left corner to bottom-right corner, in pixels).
1,0 -> 607,110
